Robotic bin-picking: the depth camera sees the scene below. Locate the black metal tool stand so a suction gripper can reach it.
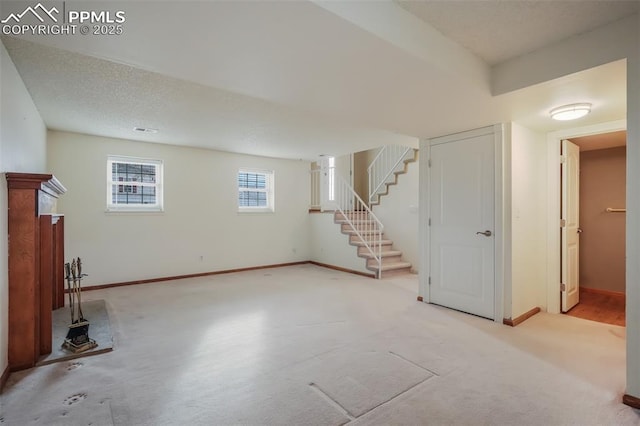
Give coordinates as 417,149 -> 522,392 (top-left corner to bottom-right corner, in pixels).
62,257 -> 97,353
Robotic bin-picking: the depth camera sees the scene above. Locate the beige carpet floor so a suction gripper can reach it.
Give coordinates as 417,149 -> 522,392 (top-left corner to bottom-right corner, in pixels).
1,264 -> 638,425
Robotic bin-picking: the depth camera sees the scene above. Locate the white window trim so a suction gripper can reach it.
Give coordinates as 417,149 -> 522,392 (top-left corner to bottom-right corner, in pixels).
238,168 -> 275,213
106,155 -> 164,212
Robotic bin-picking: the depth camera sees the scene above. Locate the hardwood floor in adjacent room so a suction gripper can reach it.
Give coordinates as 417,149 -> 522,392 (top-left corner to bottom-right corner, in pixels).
565,288 -> 626,327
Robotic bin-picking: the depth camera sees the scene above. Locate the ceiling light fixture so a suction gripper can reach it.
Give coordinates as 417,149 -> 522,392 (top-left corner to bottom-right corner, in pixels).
549,103 -> 592,121
133,127 -> 158,134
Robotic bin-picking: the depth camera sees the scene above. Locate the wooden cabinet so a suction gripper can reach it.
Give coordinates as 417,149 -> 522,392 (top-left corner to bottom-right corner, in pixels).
6,173 -> 66,371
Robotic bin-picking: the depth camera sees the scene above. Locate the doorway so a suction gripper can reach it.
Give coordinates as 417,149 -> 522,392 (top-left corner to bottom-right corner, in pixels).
563,130 -> 627,326
546,121 -> 627,324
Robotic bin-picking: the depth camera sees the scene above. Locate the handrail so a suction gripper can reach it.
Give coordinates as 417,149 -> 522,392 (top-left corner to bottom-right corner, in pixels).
368,145 -> 412,204
334,172 -> 384,278
310,167 -> 384,278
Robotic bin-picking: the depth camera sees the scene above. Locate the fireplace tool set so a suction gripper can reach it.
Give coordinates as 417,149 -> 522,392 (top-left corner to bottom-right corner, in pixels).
62,257 -> 97,353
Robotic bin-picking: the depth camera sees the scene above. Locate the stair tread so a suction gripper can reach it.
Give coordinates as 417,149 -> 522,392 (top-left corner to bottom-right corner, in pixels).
352,239 -> 393,246
336,216 -> 372,219
351,237 -> 387,243
366,261 -> 412,273
361,250 -> 402,258
344,229 -> 383,235
379,262 -> 412,271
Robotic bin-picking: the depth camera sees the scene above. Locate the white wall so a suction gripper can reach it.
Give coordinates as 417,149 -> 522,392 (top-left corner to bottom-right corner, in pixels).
308,212 -> 371,275
47,131 -> 311,286
371,156 -> 419,272
0,43 -> 48,376
509,123 -> 547,318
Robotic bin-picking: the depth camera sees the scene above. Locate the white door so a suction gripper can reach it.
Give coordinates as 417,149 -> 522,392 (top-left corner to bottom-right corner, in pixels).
561,140 -> 580,312
429,133 -> 495,319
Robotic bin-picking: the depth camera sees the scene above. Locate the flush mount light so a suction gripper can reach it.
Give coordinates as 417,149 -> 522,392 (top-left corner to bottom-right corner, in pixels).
549,103 -> 591,121
133,127 -> 158,134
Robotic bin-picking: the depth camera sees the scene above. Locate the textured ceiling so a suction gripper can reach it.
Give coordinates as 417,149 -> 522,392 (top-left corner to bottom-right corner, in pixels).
0,1 -> 635,160
1,37 -> 416,160
397,0 -> 640,65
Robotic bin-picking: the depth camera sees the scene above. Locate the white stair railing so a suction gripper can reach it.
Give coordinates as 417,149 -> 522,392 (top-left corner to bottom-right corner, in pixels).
310,167 -> 384,278
368,145 -> 413,204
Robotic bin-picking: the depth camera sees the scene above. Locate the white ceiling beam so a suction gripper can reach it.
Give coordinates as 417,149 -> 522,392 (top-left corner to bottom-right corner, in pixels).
311,0 -> 490,91
492,14 -> 638,96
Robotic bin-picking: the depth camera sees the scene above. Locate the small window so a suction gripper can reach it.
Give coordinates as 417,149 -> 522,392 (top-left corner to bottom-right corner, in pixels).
238,169 -> 274,212
107,155 -> 163,212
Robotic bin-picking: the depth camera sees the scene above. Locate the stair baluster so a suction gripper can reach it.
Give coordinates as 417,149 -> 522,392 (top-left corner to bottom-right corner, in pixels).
329,170 -> 383,278
368,145 -> 414,205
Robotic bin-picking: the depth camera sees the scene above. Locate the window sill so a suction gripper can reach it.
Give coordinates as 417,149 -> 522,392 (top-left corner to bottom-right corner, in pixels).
105,208 -> 164,215
238,208 -> 274,214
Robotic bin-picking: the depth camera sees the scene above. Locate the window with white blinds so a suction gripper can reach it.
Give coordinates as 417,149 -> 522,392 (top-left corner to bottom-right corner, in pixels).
238,169 -> 274,212
107,155 -> 163,212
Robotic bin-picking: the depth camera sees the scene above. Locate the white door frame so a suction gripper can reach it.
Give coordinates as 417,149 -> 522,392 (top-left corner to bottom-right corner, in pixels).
419,124 -> 505,323
545,119 -> 627,314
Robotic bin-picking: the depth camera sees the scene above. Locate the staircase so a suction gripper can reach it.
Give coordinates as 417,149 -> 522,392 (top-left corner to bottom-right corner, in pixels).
310,152 -> 414,278
334,210 -> 412,277
369,146 -> 418,206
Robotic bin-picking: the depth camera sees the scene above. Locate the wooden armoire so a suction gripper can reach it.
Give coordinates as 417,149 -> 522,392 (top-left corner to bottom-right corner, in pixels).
6,173 -> 66,371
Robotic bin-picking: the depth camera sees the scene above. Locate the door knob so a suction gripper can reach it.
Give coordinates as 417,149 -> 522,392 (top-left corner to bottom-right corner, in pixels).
476,230 -> 492,237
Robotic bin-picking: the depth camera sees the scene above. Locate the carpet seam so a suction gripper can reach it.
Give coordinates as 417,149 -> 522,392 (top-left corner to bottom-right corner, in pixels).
308,382 -> 356,422
356,375 -> 435,419
388,351 -> 440,376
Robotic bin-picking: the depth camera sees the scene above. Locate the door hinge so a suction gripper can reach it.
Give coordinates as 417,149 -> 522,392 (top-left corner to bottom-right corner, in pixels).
428,218 -> 431,226
560,219 -> 566,227
560,155 -> 566,164
428,276 -> 431,285
428,159 -> 431,168
560,283 -> 566,292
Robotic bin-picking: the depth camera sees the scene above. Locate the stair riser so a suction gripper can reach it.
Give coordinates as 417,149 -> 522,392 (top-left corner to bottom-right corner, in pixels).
349,235 -> 385,244
359,250 -> 402,259
342,229 -> 384,236
341,222 -> 377,231
366,264 -> 412,275
357,245 -> 393,255
335,213 -> 371,221
377,267 -> 413,278
367,256 -> 403,267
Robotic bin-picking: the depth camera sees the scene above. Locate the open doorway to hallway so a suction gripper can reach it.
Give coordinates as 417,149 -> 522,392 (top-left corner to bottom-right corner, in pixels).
562,130 -> 626,327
